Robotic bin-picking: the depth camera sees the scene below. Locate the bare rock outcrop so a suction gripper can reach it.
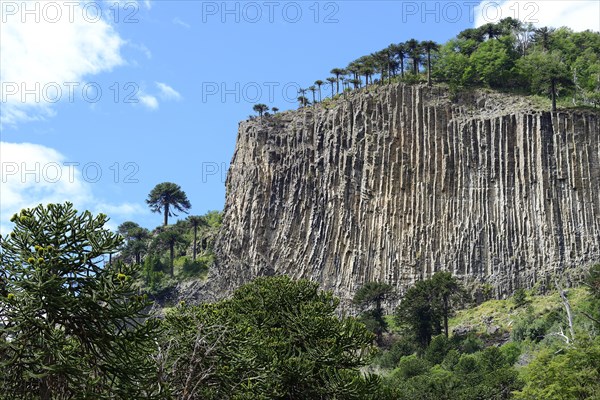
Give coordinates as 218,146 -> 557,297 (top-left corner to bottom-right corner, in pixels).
211,83 -> 600,301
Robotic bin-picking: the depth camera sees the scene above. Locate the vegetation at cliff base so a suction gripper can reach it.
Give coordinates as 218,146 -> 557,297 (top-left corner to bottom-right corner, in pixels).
370,266 -> 600,400
158,276 -> 380,399
2,203 -> 599,398
0,209 -> 382,398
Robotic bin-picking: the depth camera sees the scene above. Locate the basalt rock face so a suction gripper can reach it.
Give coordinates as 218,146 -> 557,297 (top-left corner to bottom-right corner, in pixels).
212,83 -> 600,301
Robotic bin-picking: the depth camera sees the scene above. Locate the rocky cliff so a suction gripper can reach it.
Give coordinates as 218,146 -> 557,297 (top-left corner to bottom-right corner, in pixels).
211,83 -> 600,301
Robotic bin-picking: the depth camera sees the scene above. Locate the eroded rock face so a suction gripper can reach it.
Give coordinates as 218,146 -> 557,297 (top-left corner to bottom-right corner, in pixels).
211,83 -> 600,301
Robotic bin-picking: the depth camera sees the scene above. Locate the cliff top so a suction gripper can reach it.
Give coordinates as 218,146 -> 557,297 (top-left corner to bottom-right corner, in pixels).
245,83 -> 600,130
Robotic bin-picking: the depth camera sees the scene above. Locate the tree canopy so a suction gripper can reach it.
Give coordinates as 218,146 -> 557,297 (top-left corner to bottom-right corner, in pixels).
159,276 -> 380,399
146,182 -> 192,226
263,19 -> 599,113
0,203 -> 159,399
395,272 -> 466,348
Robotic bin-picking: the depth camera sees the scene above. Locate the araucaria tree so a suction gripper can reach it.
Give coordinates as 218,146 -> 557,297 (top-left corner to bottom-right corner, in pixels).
146,182 -> 192,226
395,272 -> 465,348
326,77 -> 337,98
155,228 -> 187,276
0,203 -> 159,399
353,281 -> 394,344
308,85 -> 317,104
252,103 -> 269,119
297,95 -> 309,108
516,49 -> 572,111
421,40 -> 440,85
159,276 -> 380,399
330,68 -> 346,94
118,221 -> 149,265
314,80 -> 324,102
187,215 -> 205,261
405,38 -> 422,75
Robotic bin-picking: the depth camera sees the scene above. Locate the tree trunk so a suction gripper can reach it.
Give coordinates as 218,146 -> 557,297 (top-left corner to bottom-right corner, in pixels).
400,58 -> 404,78
40,354 -> 53,400
163,204 -> 169,226
551,78 -> 557,112
336,77 -> 339,94
40,377 -> 51,400
555,279 -> 575,342
427,51 -> 432,86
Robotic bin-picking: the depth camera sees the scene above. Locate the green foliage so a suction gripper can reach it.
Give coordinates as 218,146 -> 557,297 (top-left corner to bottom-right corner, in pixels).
159,276 -> 379,399
585,264 -> 600,299
146,182 -> 192,226
354,281 -> 394,307
511,305 -> 564,343
0,203 -> 159,399
383,346 -> 522,400
174,255 -> 210,277
253,103 -> 269,117
154,228 -> 188,276
469,37 -> 516,88
513,288 -> 529,308
454,333 -> 484,354
514,338 -> 600,399
374,337 -> 415,369
433,41 -> 472,90
377,267 -> 600,399
399,73 -> 422,85
424,334 -> 452,365
117,221 -> 150,265
395,272 -> 465,348
304,19 -> 599,113
500,342 -> 522,366
516,50 -> 571,91
144,253 -> 166,273
354,281 -> 394,343
395,278 -> 441,348
393,355 -> 431,380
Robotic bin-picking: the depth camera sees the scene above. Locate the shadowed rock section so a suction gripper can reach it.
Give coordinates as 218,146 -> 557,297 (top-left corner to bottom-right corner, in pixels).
212,83 -> 600,300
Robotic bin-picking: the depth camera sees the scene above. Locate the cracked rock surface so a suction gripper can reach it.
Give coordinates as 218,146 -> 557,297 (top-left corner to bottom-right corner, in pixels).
208,83 -> 600,302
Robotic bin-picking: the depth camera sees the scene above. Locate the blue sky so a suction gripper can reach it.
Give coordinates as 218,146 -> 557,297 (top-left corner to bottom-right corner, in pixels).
1,0 -> 598,233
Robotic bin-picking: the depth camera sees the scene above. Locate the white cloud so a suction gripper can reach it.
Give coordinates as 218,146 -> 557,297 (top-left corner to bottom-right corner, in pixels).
128,42 -> 152,59
93,202 -> 147,230
0,1 -> 125,126
103,0 -> 150,10
135,83 -> 181,110
0,142 -> 146,234
95,202 -> 147,217
172,17 -> 191,29
475,1 -> 600,32
139,93 -> 159,110
156,82 -> 182,101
